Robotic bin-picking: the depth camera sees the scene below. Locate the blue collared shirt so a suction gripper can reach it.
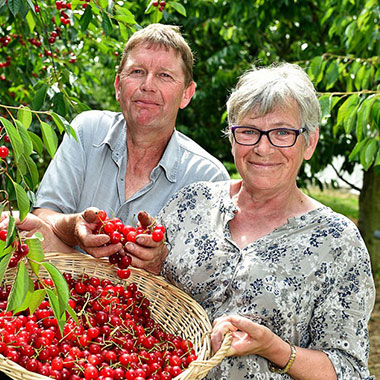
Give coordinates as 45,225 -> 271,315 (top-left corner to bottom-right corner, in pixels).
34,110 -> 229,224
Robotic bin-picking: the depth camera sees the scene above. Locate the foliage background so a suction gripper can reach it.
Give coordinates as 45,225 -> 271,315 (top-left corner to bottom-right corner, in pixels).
0,0 -> 379,266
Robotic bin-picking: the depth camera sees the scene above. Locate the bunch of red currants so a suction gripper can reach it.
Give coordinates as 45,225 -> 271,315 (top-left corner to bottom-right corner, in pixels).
0,272 -> 198,379
0,230 -> 29,268
93,210 -> 166,280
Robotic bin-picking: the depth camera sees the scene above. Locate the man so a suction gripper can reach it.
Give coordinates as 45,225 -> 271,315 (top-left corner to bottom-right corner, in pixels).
32,24 -> 229,258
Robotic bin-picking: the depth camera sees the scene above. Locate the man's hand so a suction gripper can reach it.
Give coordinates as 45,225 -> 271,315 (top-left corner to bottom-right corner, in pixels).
74,207 -> 123,258
0,212 -> 79,253
123,211 -> 169,275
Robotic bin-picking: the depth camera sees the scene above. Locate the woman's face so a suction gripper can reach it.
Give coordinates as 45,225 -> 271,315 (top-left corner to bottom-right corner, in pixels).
231,100 -> 318,194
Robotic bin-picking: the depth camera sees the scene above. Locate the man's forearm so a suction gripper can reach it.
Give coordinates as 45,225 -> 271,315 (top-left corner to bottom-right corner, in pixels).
33,208 -> 80,247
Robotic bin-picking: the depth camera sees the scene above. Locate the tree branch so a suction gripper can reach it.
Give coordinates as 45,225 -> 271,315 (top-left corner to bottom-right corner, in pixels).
330,163 -> 362,192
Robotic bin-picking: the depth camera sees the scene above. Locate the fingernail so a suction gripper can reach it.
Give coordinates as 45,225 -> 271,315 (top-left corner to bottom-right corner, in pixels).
125,242 -> 134,251
136,236 -> 144,244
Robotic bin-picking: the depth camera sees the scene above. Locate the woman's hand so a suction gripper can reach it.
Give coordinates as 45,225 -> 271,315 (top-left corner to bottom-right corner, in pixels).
123,211 -> 169,275
211,315 -> 279,358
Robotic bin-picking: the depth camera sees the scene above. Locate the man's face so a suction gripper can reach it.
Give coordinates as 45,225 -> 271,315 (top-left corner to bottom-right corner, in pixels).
114,44 -> 195,133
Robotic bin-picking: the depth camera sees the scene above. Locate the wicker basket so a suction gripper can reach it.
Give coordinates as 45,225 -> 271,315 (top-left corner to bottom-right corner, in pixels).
0,251 -> 232,380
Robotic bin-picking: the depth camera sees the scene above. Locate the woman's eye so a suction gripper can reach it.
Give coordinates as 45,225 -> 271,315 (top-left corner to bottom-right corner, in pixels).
277,129 -> 291,136
241,129 -> 257,135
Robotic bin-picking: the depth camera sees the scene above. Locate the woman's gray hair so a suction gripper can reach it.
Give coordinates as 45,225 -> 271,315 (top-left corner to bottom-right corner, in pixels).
225,62 -> 321,141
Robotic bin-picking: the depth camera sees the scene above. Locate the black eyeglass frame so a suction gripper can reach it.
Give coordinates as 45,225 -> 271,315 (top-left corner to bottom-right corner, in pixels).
230,126 -> 307,148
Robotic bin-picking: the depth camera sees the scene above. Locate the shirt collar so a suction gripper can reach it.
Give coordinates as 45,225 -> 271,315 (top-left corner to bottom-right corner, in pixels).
96,113 -> 180,183
101,113 -> 126,155
156,129 -> 181,183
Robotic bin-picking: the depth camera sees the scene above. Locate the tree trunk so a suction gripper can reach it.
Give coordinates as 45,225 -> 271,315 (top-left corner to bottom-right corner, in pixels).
358,166 -> 380,275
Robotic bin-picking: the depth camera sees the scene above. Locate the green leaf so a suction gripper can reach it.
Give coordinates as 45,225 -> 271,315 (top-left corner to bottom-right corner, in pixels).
356,96 -> 377,141
14,288 -> 46,315
374,149 -> 380,167
119,21 -> 130,40
12,277 -> 35,314
40,121 -> 58,159
115,5 -> 136,24
15,120 -> 33,157
344,104 -> 359,135
325,60 -> 339,90
66,303 -> 79,326
8,0 -> 21,15
23,155 -> 40,190
0,252 -> 12,285
17,107 -> 32,129
13,182 -> 30,222
32,83 -> 48,110
25,9 -> 36,32
102,12 -> 113,36
354,65 -> 366,91
169,1 -> 187,17
28,131 -> 44,156
52,93 -> 69,118
4,215 -> 16,249
349,138 -> 368,161
26,237 -> 44,276
360,139 -> 378,170
337,94 -> 359,132
80,4 -> 92,32
0,117 -> 24,161
46,288 -> 66,333
6,261 -> 30,312
319,94 -> 331,122
50,112 -> 72,135
372,100 -> 380,128
42,262 -> 69,318
308,56 -> 324,85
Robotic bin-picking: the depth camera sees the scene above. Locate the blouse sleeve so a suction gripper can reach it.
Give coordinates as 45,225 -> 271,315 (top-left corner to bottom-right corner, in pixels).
309,222 -> 375,379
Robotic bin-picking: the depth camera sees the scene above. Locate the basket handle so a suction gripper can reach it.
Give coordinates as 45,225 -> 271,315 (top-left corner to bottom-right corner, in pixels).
187,332 -> 233,379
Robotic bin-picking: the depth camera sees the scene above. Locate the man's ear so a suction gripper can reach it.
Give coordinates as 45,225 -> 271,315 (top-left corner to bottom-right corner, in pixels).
179,81 -> 196,109
304,126 -> 319,161
114,75 -> 121,102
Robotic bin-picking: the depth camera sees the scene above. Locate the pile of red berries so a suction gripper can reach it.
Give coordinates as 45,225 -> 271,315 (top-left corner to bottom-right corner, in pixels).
0,273 -> 198,379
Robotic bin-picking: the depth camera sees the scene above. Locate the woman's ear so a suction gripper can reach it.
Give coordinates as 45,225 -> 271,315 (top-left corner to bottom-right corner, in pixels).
304,126 -> 319,161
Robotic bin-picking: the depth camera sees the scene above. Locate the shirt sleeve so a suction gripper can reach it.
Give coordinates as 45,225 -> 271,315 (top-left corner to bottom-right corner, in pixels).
33,116 -> 87,214
309,222 -> 375,379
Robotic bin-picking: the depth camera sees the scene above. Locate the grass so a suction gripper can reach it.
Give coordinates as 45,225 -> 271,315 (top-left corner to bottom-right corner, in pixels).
306,187 -> 359,223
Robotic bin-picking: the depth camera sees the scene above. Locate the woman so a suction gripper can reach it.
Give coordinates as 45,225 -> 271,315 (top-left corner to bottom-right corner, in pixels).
126,63 -> 375,379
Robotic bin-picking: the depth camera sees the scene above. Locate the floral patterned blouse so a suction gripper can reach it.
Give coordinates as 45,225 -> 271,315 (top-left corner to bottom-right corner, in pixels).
158,181 -> 376,380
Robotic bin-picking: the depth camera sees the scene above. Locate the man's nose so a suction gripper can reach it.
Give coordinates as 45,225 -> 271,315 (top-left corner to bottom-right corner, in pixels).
141,73 -> 157,91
